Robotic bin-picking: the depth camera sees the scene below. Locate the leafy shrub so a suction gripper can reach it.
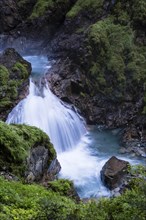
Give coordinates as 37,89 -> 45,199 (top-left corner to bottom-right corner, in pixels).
0,165 -> 145,219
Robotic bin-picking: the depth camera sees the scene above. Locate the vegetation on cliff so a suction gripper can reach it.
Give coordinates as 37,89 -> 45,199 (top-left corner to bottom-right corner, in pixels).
87,18 -> 146,100
66,0 -> 104,18
18,0 -> 74,19
0,121 -> 56,178
0,1 -> 146,218
0,48 -> 31,120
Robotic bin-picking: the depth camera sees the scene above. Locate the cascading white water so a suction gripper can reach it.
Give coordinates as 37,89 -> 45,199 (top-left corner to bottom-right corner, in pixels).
6,55 -> 111,198
6,55 -> 141,199
6,79 -> 86,153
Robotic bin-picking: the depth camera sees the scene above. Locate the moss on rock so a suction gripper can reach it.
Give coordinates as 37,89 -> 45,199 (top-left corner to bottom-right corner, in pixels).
86,18 -> 146,99
12,62 -> 29,79
0,121 -> 56,178
0,48 -> 31,120
67,0 -> 104,18
30,0 -> 70,19
111,0 -> 146,28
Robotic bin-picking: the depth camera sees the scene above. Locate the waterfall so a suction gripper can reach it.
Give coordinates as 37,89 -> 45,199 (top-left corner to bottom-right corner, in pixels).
6,55 -> 111,198
6,79 -> 86,153
5,55 -> 143,199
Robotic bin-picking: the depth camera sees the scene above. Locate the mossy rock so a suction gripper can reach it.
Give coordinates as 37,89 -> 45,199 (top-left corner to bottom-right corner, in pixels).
0,121 -> 56,179
29,0 -> 71,19
0,48 -> 31,120
111,0 -> 146,28
66,0 -> 104,18
86,18 -> 146,100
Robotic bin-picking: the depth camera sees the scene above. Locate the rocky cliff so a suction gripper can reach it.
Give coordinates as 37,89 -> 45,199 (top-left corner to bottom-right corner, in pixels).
0,48 -> 31,120
0,0 -> 146,136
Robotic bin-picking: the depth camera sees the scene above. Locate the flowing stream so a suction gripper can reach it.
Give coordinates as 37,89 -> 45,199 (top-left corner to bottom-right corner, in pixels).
6,55 -> 140,198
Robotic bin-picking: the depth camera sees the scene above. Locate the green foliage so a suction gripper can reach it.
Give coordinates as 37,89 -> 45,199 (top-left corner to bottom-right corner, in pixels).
112,0 -> 146,27
30,0 -> 53,18
0,65 -> 9,85
87,18 -> 146,98
131,0 -> 146,27
12,62 -> 29,79
0,59 -> 30,118
0,122 -> 56,177
0,177 -> 76,220
47,179 -> 75,197
0,66 -> 14,109
30,0 -> 70,19
18,0 -> 32,7
67,0 -> 104,18
0,165 -> 146,220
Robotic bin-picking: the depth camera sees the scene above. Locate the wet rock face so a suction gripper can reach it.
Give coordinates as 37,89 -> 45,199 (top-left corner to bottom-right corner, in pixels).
26,146 -> 49,182
0,0 -> 21,33
101,156 -> 129,190
46,0 -> 146,128
120,124 -> 146,158
0,48 -> 31,120
48,159 -> 61,181
0,122 -> 60,182
26,146 -> 61,182
47,57 -> 143,126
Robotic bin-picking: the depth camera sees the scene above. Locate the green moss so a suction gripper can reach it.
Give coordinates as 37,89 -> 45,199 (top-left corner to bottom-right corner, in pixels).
67,0 -> 104,18
30,0 -> 53,18
90,62 -> 106,88
131,0 -> 146,27
0,53 -> 30,120
12,62 -> 29,79
111,0 -> 146,28
80,91 -> 86,98
18,0 -> 31,7
0,65 -> 9,86
29,0 -> 69,19
0,122 -> 56,177
86,18 -> 146,98
0,100 -> 12,109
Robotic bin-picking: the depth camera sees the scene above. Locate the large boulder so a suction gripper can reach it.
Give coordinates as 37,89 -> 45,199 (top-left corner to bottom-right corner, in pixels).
0,48 -> 31,120
101,156 -> 130,190
0,121 -> 61,182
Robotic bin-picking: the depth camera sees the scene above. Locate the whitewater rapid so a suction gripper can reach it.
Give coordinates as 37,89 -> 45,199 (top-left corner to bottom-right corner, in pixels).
7,55 -> 140,199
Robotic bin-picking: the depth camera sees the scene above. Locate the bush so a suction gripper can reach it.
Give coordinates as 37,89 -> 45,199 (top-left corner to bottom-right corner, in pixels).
0,165 -> 145,219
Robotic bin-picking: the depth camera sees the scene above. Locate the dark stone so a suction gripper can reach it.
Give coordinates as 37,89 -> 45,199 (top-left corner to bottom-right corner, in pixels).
0,48 -> 31,120
120,124 -> 146,158
26,146 -> 61,182
0,0 -> 21,33
101,156 -> 130,190
48,158 -> 61,180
